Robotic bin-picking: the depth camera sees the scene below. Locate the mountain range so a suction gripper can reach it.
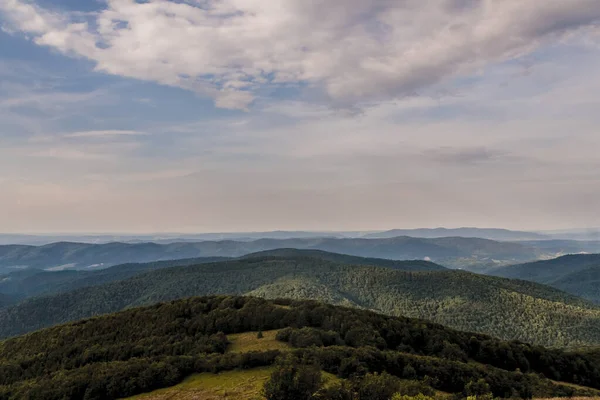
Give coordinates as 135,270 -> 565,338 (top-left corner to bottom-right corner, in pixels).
0,228 -> 545,245
363,228 -> 550,241
0,235 -> 567,274
2,250 -> 600,348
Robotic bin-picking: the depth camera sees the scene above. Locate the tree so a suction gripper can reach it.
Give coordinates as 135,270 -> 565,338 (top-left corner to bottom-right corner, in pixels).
355,372 -> 401,400
263,356 -> 322,400
464,378 -> 492,399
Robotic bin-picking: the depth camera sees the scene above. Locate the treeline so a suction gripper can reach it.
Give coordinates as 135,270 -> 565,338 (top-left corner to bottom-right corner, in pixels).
1,296 -> 600,399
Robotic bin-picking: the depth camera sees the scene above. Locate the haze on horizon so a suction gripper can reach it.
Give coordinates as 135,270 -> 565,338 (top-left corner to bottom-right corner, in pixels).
1,0 -> 600,233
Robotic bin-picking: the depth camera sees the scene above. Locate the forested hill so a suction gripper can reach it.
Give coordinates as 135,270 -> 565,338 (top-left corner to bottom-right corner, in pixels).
241,248 -> 446,271
2,255 -> 600,347
0,250 -> 442,304
491,254 -> 600,283
490,254 -> 600,303
1,296 -> 600,400
0,235 -> 544,273
0,257 -> 230,304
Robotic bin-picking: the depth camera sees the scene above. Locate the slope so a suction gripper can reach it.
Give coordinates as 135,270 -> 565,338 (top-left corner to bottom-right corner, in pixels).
1,296 -> 600,400
551,266 -> 600,304
491,254 -> 600,284
489,254 -> 600,303
0,257 -> 230,301
2,255 -> 600,347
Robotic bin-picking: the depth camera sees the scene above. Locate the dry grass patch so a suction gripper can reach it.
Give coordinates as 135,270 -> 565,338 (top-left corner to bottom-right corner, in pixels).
123,368 -> 339,400
226,329 -> 290,353
123,367 -> 273,400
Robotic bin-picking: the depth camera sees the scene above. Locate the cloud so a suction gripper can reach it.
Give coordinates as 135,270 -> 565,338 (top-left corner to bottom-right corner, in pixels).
425,146 -> 510,165
2,0 -> 599,109
63,130 -> 145,138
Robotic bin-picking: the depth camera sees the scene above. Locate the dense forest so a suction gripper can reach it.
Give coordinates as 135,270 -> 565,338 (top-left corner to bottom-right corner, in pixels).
491,254 -> 600,303
1,296 -> 599,400
2,254 -> 600,347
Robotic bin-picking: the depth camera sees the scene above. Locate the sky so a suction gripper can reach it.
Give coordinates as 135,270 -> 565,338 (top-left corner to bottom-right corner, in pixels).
0,0 -> 599,233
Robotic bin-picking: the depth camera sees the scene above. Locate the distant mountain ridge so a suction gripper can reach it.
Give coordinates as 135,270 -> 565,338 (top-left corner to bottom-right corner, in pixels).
364,227 -> 550,241
2,252 -> 600,347
0,236 -> 545,273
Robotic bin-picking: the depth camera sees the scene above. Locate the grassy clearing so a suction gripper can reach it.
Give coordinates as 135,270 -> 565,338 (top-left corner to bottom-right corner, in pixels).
226,329 -> 290,353
123,368 -> 339,400
123,367 -> 273,400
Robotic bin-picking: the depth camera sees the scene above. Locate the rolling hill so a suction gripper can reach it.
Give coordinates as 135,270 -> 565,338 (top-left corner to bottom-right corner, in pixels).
0,257 -> 230,302
1,296 -> 600,400
0,235 -> 547,273
2,254 -> 600,347
490,254 -> 600,303
0,250 -> 443,303
241,248 -> 446,271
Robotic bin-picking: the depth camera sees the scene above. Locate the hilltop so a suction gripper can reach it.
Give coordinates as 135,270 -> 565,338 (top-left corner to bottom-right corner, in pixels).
2,254 -> 600,347
1,296 -> 599,400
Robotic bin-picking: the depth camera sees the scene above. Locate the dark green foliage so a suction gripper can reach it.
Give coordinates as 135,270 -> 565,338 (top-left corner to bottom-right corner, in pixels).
277,327 -> 344,348
263,356 -> 322,400
1,296 -> 599,400
2,255 -> 600,348
464,379 -> 492,397
354,372 -> 401,400
315,381 -> 356,400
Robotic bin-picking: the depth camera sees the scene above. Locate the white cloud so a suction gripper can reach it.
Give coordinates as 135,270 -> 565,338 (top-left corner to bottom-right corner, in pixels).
2,0 -> 599,109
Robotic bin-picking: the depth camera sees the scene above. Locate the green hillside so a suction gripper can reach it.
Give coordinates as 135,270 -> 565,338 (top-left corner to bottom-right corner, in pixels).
2,255 -> 600,347
550,266 -> 600,304
1,296 -> 600,400
0,250 -> 442,303
490,254 -> 600,303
